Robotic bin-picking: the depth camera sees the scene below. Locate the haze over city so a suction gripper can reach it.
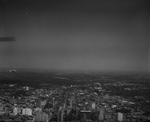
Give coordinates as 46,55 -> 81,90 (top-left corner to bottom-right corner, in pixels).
0,1 -> 150,122
0,0 -> 149,73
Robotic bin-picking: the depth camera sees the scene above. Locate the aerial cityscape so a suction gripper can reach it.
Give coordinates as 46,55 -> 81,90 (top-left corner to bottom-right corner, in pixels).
0,0 -> 149,122
0,69 -> 149,122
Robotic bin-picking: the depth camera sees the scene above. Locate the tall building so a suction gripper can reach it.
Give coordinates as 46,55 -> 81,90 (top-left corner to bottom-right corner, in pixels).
99,109 -> 104,121
35,112 -> 41,122
22,108 -> 26,115
117,112 -> 123,122
35,111 -> 49,122
60,110 -> 64,122
92,102 -> 96,109
80,110 -> 91,120
41,112 -> 49,122
25,108 -> 32,116
13,107 -> 18,115
57,110 -> 61,122
66,109 -> 72,121
70,99 -> 72,109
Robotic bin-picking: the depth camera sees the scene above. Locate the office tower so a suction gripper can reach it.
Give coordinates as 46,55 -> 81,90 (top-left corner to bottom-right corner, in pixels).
41,112 -> 49,122
92,102 -> 96,109
22,108 -> 26,115
57,110 -> 61,122
35,111 -> 48,122
117,112 -> 123,122
99,109 -> 104,121
66,109 -> 72,121
36,112 -> 41,122
13,107 -> 18,115
70,99 -> 72,109
25,108 -> 32,116
82,113 -> 87,122
61,110 -> 64,122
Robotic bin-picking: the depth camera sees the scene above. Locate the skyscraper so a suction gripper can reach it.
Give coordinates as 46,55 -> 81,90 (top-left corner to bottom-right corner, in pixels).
13,107 -> 18,115
70,99 -> 72,109
99,109 -> 104,121
117,112 -> 123,122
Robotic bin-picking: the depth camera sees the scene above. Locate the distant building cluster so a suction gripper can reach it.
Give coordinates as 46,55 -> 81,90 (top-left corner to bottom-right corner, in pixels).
0,80 -> 150,122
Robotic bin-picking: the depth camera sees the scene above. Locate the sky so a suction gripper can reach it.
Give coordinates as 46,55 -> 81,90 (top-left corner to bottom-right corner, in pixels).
0,0 -> 150,73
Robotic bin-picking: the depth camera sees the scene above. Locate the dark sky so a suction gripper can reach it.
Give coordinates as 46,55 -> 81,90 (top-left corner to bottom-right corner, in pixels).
0,0 -> 149,73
